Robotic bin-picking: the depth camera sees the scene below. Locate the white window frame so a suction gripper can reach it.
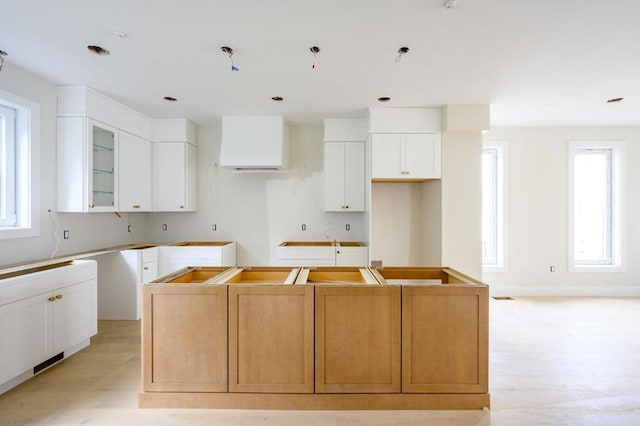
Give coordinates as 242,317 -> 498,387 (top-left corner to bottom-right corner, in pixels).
482,142 -> 507,271
568,141 -> 624,272
0,89 -> 40,240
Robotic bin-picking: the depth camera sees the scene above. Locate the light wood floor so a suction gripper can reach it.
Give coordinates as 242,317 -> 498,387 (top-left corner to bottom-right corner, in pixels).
0,297 -> 639,425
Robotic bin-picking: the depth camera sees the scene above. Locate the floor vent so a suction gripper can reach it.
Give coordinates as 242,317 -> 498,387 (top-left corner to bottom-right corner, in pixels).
33,352 -> 64,374
492,296 -> 514,300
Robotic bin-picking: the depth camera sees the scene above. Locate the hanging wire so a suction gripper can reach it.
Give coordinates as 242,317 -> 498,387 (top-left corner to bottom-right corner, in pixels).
221,46 -> 239,71
310,46 -> 320,69
395,46 -> 409,63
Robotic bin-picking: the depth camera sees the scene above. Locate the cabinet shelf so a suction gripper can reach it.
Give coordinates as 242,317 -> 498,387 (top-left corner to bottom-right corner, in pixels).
93,144 -> 114,152
93,168 -> 114,174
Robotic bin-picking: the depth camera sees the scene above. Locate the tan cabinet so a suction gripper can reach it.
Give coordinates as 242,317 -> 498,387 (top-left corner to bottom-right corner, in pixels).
314,285 -> 401,393
225,268 -> 314,393
142,284 -> 228,392
401,285 -> 488,393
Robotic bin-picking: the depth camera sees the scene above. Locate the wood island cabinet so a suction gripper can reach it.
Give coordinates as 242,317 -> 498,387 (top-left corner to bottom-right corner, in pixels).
314,285 -> 401,393
228,285 -> 314,393
142,284 -> 228,392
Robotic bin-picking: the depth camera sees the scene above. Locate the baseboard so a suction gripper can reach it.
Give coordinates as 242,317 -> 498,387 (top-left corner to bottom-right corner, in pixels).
490,285 -> 640,297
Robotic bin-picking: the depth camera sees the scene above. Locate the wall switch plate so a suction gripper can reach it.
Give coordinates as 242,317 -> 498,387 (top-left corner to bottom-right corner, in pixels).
345,224 -> 350,231
162,224 -> 168,231
127,225 -> 132,233
301,224 -> 306,231
211,224 -> 217,231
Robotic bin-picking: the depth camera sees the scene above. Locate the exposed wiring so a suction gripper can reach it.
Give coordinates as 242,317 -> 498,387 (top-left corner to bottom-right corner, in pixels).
0,50 -> 7,71
221,46 -> 239,71
310,46 -> 320,69
48,209 -> 61,259
395,46 -> 409,63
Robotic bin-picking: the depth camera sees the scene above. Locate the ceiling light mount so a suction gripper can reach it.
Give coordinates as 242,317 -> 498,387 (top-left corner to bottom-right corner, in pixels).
87,45 -> 110,55
271,96 -> 284,102
163,96 -> 178,102
606,97 -> 623,103
0,50 -> 7,72
112,31 -> 127,39
395,47 -> 409,62
443,0 -> 458,9
310,46 -> 321,69
378,96 -> 391,102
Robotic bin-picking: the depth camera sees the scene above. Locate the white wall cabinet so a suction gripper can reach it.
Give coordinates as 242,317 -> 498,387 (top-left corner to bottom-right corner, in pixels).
152,119 -> 197,212
152,142 -> 197,212
371,133 -> 441,181
324,142 -> 365,212
0,261 -> 97,394
118,131 -> 152,212
57,117 -> 119,212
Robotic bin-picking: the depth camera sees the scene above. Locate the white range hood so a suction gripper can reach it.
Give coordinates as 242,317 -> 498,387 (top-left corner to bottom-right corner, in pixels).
220,115 -> 289,171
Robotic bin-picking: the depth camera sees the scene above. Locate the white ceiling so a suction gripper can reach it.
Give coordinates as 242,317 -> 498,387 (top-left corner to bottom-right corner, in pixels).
1,0 -> 639,127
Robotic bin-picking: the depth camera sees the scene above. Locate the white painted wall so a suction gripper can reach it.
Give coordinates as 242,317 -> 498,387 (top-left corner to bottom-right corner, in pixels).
0,64 -> 148,268
483,126 -> 640,296
147,120 -> 365,265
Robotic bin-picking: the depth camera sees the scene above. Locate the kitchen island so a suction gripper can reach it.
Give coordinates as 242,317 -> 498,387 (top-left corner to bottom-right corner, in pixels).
139,266 -> 489,410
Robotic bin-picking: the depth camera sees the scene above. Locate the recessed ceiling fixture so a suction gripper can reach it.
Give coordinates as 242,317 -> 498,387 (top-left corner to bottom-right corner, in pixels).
395,47 -> 409,62
0,50 -> 7,71
271,96 -> 284,102
112,31 -> 127,39
221,46 -> 239,71
606,97 -> 623,103
87,45 -> 110,55
378,97 -> 391,102
163,96 -> 178,102
443,0 -> 458,9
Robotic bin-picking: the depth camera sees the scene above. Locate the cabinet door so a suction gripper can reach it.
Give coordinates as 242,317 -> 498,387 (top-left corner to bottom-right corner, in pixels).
324,142 -> 346,211
344,142 -> 365,211
118,131 -> 151,211
153,142 -> 196,212
371,134 -> 403,180
142,285 -> 228,392
89,119 -> 118,211
402,286 -> 488,393
0,294 -> 52,384
335,246 -> 368,266
52,279 -> 97,354
405,133 -> 441,179
229,285 -> 314,393
315,286 -> 401,393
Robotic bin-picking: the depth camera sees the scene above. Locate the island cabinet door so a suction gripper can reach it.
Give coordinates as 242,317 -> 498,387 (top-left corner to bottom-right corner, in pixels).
315,286 -> 401,393
402,286 -> 489,393
228,285 -> 314,393
142,285 -> 228,392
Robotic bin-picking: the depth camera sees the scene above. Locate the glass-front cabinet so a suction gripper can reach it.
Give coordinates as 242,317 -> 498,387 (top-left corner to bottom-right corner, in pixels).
88,120 -> 117,211
90,121 -> 117,210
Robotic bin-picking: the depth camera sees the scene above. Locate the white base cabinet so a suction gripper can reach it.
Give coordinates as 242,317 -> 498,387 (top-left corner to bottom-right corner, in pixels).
93,247 -> 158,320
0,261 -> 97,395
276,243 -> 368,267
157,242 -> 236,276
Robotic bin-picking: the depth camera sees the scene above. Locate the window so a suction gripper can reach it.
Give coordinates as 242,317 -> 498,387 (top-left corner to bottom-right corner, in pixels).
569,141 -> 623,270
0,89 -> 39,240
482,143 -> 506,269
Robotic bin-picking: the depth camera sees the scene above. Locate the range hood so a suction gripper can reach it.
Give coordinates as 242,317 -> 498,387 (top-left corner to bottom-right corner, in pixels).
220,115 -> 289,171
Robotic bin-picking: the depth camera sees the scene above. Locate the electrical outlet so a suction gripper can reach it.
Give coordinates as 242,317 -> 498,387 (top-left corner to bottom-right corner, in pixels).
301,224 -> 306,231
211,224 -> 217,231
345,224 -> 351,231
63,230 -> 70,239
162,224 -> 168,231
127,225 -> 132,233
550,265 -> 555,272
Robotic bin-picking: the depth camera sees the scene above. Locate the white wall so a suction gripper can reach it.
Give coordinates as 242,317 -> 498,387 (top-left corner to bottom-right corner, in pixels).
0,64 -> 147,268
148,120 -> 365,265
483,126 -> 640,296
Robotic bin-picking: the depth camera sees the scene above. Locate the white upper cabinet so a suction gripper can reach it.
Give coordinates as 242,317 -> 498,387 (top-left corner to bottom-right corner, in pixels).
324,142 -> 365,212
57,117 -> 119,212
371,133 -> 441,181
323,118 -> 367,212
151,119 -> 197,212
118,131 -> 152,212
